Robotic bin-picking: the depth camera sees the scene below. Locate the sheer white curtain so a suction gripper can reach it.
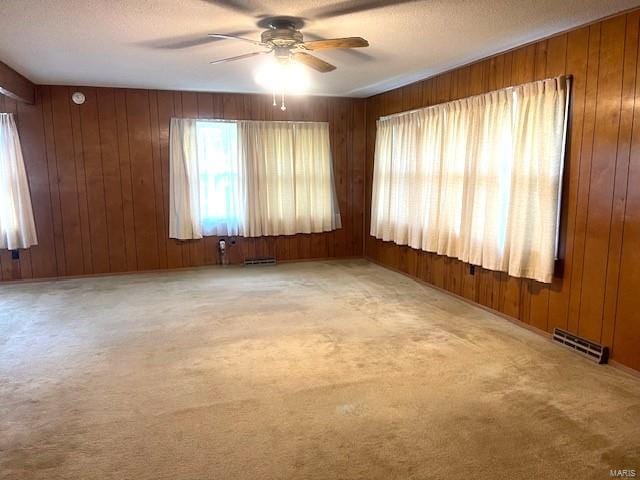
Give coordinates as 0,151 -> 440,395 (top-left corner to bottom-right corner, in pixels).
169,119 -> 340,239
239,121 -> 340,236
0,113 -> 37,250
169,119 -> 243,239
505,79 -> 570,281
371,76 -> 568,283
169,118 -> 200,239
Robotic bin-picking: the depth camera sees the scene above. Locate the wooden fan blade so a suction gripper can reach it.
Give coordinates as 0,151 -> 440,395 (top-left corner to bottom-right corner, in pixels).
143,30 -> 255,49
303,0 -> 420,19
209,50 -> 272,65
293,52 -> 336,73
208,33 -> 266,47
302,37 -> 369,51
200,0 -> 256,14
155,36 -> 221,50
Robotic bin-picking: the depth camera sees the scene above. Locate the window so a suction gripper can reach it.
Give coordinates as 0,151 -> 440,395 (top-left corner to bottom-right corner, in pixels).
371,76 -> 569,283
0,113 -> 37,250
169,118 -> 341,240
195,121 -> 242,234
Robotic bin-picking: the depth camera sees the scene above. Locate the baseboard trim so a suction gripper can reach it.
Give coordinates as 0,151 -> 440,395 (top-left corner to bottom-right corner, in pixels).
608,359 -> 640,379
363,256 -> 640,378
0,255 -> 365,285
364,255 -> 549,335
277,255 -> 363,265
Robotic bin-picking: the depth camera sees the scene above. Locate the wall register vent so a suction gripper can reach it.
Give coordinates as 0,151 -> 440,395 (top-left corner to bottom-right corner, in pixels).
552,328 -> 609,364
244,257 -> 277,266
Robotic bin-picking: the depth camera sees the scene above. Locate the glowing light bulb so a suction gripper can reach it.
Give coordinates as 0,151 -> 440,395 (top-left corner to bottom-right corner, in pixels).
254,57 -> 310,95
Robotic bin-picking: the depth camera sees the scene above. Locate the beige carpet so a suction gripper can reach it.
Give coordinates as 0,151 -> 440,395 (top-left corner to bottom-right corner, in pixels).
1,259 -> 639,479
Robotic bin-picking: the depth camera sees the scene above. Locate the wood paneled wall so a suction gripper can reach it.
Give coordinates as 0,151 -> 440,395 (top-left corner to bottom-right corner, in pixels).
0,61 -> 34,104
364,10 -> 640,371
1,9 -> 638,372
0,87 -> 365,281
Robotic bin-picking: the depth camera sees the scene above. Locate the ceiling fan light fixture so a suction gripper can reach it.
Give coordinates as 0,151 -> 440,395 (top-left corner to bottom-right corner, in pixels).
254,57 -> 310,110
254,57 -> 310,94
205,16 -> 369,109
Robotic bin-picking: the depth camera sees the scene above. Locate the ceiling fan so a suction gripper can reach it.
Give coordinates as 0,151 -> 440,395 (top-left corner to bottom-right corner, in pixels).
143,0 -> 421,108
207,16 -> 369,73
146,0 -> 423,71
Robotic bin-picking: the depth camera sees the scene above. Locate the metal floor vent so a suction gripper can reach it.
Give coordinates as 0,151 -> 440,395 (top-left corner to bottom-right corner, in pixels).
552,328 -> 609,364
244,256 -> 277,266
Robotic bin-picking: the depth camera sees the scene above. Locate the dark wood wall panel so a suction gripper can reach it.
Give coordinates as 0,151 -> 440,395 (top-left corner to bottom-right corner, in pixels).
2,8 -> 637,372
364,10 -> 640,372
0,87 -> 365,282
0,60 -> 35,104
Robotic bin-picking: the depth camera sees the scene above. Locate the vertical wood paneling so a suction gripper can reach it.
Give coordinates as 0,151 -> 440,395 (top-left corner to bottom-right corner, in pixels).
70,90 -> 93,275
96,88 -> 128,273
79,87 -> 110,274
114,89 -> 138,271
613,12 -> 640,372
40,86 -> 67,276
547,27 -> 590,333
331,98 -> 348,262
16,89 -> 57,278
148,90 -> 168,270
363,10 -> 640,372
567,23 -> 601,334
578,16 -> 627,342
601,11 -> 640,351
126,89 -> 159,270
5,86 -> 364,283
351,99 -> 366,257
50,86 -> 85,275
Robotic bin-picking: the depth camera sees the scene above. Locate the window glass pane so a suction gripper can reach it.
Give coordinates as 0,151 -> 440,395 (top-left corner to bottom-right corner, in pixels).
195,121 -> 241,231
371,77 -> 568,283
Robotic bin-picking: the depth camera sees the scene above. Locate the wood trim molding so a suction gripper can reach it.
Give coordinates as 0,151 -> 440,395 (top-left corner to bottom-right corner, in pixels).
364,256 -> 640,379
364,255 -> 552,336
0,61 -> 35,104
0,255 -> 365,285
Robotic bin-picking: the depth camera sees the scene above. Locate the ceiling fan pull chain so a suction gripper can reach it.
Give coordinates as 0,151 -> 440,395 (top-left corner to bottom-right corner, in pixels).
281,92 -> 286,111
272,92 -> 277,107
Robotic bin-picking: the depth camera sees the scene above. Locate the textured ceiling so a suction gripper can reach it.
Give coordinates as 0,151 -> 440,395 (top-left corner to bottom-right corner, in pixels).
1,0 -> 639,97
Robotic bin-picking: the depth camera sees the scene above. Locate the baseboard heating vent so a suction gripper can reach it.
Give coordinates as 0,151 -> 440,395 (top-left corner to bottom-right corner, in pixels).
552,328 -> 609,364
244,256 -> 277,266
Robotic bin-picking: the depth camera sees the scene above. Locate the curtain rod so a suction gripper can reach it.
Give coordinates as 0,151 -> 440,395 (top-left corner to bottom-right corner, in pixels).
378,74 -> 572,122
171,117 -> 328,125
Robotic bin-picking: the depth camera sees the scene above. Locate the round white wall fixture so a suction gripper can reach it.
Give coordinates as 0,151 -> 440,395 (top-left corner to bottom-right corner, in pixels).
71,92 -> 86,105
